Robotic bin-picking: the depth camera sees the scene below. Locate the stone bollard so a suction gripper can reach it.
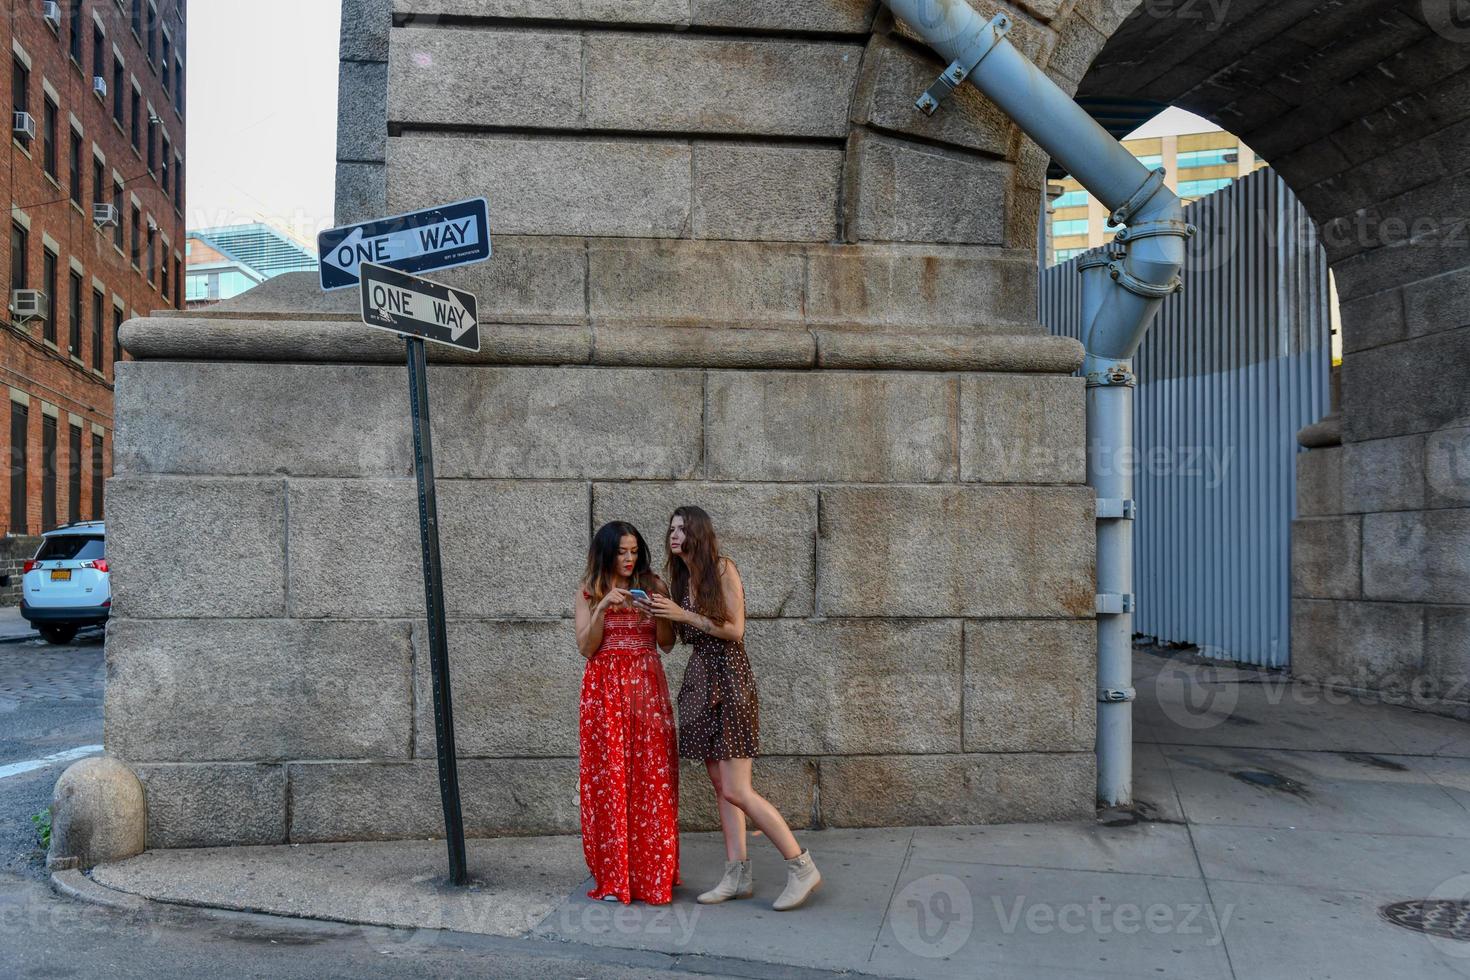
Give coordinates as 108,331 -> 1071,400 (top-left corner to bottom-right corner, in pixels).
46,756 -> 147,871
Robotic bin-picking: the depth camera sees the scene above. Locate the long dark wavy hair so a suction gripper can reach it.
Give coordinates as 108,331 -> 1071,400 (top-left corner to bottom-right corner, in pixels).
664,505 -> 730,624
581,521 -> 662,605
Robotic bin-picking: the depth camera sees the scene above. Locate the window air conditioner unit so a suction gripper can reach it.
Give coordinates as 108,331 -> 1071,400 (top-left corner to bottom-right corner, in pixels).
92,202 -> 119,228
12,111 -> 35,142
11,289 -> 49,324
41,1 -> 61,30
93,75 -> 108,99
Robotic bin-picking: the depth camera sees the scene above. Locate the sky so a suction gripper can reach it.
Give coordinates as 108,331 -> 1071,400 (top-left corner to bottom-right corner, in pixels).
1126,106 -> 1222,140
186,0 -> 342,248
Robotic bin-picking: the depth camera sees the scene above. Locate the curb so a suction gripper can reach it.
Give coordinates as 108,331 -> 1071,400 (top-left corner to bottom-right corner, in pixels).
48,867 -> 874,980
50,868 -> 153,914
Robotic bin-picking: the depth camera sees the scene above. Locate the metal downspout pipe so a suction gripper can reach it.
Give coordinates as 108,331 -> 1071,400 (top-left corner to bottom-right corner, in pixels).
878,0 -> 1193,807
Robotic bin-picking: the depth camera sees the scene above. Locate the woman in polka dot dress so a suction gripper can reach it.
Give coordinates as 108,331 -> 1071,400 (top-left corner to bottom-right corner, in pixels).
645,505 -> 822,912
573,521 -> 682,905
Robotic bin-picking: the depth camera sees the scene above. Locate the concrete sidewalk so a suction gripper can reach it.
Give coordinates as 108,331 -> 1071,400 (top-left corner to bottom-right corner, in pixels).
68,648 -> 1470,978
0,605 -> 38,643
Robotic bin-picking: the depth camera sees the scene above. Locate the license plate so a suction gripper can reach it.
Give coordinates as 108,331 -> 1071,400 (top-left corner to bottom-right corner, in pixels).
50,569 -> 71,581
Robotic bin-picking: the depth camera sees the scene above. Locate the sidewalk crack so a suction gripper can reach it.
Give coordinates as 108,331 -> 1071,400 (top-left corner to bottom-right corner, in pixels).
866,828 -> 916,964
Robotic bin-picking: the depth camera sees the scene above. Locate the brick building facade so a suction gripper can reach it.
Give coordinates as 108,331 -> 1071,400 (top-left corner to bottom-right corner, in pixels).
2,0 -> 185,538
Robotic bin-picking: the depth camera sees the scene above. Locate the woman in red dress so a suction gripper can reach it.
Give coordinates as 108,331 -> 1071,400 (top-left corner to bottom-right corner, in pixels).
573,521 -> 682,905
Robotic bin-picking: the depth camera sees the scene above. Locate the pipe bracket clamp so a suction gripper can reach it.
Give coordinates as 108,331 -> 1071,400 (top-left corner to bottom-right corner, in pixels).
1095,593 -> 1136,615
1109,167 -> 1168,227
1115,219 -> 1193,244
1098,688 -> 1137,703
1085,367 -> 1135,387
915,13 -> 1012,116
1109,262 -> 1183,300
1096,498 -> 1137,520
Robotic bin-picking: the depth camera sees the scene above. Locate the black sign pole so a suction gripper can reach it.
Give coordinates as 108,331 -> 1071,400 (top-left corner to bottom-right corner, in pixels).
404,334 -> 469,886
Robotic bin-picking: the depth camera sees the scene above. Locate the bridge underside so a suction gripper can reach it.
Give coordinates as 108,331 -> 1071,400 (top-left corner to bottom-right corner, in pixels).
1067,0 -> 1470,714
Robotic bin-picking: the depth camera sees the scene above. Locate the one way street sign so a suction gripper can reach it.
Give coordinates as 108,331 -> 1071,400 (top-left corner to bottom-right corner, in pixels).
318,198 -> 491,291
360,262 -> 480,352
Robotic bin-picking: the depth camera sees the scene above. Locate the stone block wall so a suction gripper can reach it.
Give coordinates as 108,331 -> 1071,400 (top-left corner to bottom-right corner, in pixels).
105,283 -> 1097,845
334,0 -> 1105,334
0,535 -> 41,606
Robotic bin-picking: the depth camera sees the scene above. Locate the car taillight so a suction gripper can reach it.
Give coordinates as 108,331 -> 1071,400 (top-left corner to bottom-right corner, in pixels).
82,559 -> 109,573
22,559 -> 37,574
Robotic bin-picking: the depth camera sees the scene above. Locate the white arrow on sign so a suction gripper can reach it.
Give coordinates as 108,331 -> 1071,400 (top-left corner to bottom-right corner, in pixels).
367,279 -> 478,342
324,216 -> 482,276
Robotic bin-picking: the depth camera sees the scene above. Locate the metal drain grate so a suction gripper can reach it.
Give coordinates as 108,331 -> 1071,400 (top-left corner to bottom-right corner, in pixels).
1381,900 -> 1470,942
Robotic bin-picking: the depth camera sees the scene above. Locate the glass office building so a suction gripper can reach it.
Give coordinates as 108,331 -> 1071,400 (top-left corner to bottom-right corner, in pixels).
185,223 -> 319,306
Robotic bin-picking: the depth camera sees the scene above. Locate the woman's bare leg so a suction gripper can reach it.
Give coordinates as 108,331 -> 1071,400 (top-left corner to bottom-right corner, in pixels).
706,759 -> 748,862
717,758 -> 801,860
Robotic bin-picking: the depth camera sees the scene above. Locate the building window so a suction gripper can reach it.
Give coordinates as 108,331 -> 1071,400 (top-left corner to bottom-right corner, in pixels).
1053,190 -> 1088,209
160,248 -> 169,300
41,415 -> 57,531
42,250 -> 57,345
1178,149 -> 1234,170
173,57 -> 183,114
92,288 -> 105,370
147,3 -> 159,66
147,116 -> 157,174
92,156 -> 105,208
130,204 -> 141,266
13,58 -> 29,136
131,0 -> 143,39
173,256 -> 181,307
147,225 -> 157,286
112,305 -> 123,370
130,85 -> 141,152
43,97 -> 59,178
1178,177 -> 1235,199
162,30 -> 171,93
161,136 -> 170,195
1132,154 -> 1164,169
112,181 -> 125,251
69,1 -> 84,64
1053,219 -> 1091,237
1054,248 -> 1086,264
112,56 -> 123,125
10,222 -> 27,295
92,25 -> 104,87
173,155 -> 182,206
68,424 -> 82,524
68,271 -> 83,358
9,403 -> 28,533
91,433 -> 104,519
69,128 -> 83,205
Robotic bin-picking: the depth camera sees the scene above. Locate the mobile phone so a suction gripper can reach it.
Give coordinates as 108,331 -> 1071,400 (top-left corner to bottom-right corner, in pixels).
628,589 -> 651,603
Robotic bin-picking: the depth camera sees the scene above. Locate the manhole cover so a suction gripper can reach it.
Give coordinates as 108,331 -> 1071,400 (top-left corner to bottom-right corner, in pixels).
1380,900 -> 1470,941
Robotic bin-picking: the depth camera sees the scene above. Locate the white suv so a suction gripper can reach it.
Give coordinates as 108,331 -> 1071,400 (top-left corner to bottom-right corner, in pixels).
20,521 -> 110,644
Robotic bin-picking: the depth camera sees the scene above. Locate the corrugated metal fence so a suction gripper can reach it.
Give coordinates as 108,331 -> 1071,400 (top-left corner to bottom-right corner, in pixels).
1040,168 -> 1333,667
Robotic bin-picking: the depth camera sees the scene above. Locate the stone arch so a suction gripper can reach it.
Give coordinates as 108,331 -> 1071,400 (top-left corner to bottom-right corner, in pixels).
1028,0 -> 1470,708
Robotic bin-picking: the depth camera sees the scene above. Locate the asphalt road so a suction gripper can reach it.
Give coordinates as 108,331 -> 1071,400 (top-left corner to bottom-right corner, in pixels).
0,629 -> 830,980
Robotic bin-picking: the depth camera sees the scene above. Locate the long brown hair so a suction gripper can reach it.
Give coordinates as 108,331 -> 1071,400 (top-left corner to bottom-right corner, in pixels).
665,506 -> 730,624
581,521 -> 662,605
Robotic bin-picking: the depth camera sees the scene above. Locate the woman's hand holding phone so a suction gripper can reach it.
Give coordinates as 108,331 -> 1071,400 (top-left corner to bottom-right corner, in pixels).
644,593 -> 683,622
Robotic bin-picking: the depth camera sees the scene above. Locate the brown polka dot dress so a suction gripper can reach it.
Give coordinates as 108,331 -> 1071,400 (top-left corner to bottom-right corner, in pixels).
675,591 -> 760,760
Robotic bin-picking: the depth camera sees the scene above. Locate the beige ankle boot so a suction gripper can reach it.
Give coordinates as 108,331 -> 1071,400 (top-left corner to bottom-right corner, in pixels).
772,848 -> 821,911
697,859 -> 753,904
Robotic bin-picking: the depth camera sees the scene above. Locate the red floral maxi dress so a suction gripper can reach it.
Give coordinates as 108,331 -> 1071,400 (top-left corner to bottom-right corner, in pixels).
578,594 -> 682,904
